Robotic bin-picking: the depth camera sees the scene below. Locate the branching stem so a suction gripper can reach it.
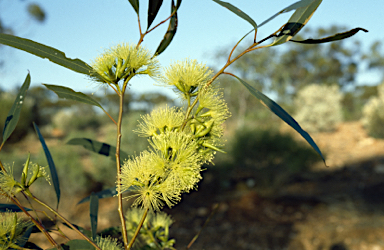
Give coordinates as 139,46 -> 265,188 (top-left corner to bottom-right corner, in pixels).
127,207 -> 149,249
30,194 -> 101,250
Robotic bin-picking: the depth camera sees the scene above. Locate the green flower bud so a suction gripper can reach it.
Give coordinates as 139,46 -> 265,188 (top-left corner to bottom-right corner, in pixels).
21,153 -> 31,186
195,120 -> 214,138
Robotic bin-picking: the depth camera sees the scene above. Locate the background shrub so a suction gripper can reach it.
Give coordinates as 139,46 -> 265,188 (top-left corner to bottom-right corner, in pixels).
214,128 -> 320,189
294,84 -> 343,133
361,82 -> 384,138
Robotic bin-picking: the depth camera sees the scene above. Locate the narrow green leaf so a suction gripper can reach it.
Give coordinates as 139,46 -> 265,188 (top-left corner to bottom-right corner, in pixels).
77,187 -> 117,205
128,0 -> 139,14
0,34 -> 103,81
90,193 -> 98,240
33,123 -> 61,206
17,226 -> 34,248
176,0 -> 182,9
270,0 -> 322,46
233,76 -> 326,165
48,240 -> 94,250
290,27 -> 368,44
2,73 -> 30,145
77,187 -> 135,205
154,0 -> 177,56
148,0 -> 163,29
212,0 -> 257,29
23,242 -> 43,250
66,138 -> 128,164
43,84 -> 104,110
0,204 -> 31,212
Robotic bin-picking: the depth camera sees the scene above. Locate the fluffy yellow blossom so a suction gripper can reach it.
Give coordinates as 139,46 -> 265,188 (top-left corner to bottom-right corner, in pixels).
162,59 -> 212,94
90,43 -> 160,84
135,105 -> 185,137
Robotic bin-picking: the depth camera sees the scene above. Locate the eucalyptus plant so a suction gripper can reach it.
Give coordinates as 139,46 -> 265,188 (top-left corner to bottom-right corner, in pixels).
0,0 -> 366,249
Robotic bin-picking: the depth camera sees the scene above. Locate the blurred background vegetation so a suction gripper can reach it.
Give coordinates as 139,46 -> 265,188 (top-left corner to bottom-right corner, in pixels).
1,21 -> 384,198
2,2 -> 384,249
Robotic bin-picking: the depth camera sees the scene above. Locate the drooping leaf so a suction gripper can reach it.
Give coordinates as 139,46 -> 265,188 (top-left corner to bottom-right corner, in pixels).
128,0 -> 139,14
212,0 -> 257,29
90,193 -> 98,240
43,84 -> 104,110
23,242 -> 43,250
290,27 -> 368,44
0,34 -> 103,81
176,0 -> 182,9
233,76 -> 326,165
154,0 -> 178,56
0,204 -> 31,212
66,138 -> 128,164
33,123 -> 61,206
148,0 -> 163,29
2,73 -> 30,145
77,186 -> 135,205
48,240 -> 94,250
17,225 -> 34,248
77,187 -> 117,205
270,0 -> 322,46
257,0 -> 315,29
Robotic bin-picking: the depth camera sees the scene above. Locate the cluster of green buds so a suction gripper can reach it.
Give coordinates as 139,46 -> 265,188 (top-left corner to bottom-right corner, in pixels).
118,59 -> 230,211
90,43 -> 160,85
0,211 -> 33,249
0,154 -> 50,199
125,208 -> 175,249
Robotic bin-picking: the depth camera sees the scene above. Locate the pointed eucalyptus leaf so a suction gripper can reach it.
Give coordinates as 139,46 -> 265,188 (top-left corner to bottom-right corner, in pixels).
23,242 -> 43,250
33,123 -> 61,206
290,27 -> 368,44
66,138 -> 128,164
77,187 -> 117,205
148,0 -> 163,29
77,186 -> 135,205
233,76 -> 326,165
212,0 -> 257,29
0,34 -> 103,81
17,225 -> 34,248
176,0 -> 182,9
128,0 -> 139,14
90,193 -> 98,240
0,204 -> 31,212
2,73 -> 30,145
47,240 -> 94,250
43,84 -> 104,110
270,0 -> 322,46
154,0 -> 177,56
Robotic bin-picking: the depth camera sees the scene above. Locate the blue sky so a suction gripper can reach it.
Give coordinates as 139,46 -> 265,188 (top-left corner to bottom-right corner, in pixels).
1,0 -> 382,97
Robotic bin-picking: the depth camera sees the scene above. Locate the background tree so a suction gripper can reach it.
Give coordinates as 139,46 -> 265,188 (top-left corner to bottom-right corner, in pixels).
215,25 -> 381,127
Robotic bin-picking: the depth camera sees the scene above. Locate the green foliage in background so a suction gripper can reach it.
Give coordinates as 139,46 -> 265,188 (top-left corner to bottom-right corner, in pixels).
0,1 -> 367,249
362,81 -> 384,138
294,84 -> 343,133
229,128 -> 319,187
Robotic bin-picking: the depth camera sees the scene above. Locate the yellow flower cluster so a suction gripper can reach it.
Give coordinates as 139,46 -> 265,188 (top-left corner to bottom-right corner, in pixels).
90,43 -> 160,84
0,212 -> 33,249
119,59 -> 230,211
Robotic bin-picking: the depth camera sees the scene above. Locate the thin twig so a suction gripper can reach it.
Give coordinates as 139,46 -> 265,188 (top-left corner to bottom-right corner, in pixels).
6,193 -> 60,249
186,203 -> 219,249
127,207 -> 149,249
116,78 -> 130,249
31,194 -> 101,250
